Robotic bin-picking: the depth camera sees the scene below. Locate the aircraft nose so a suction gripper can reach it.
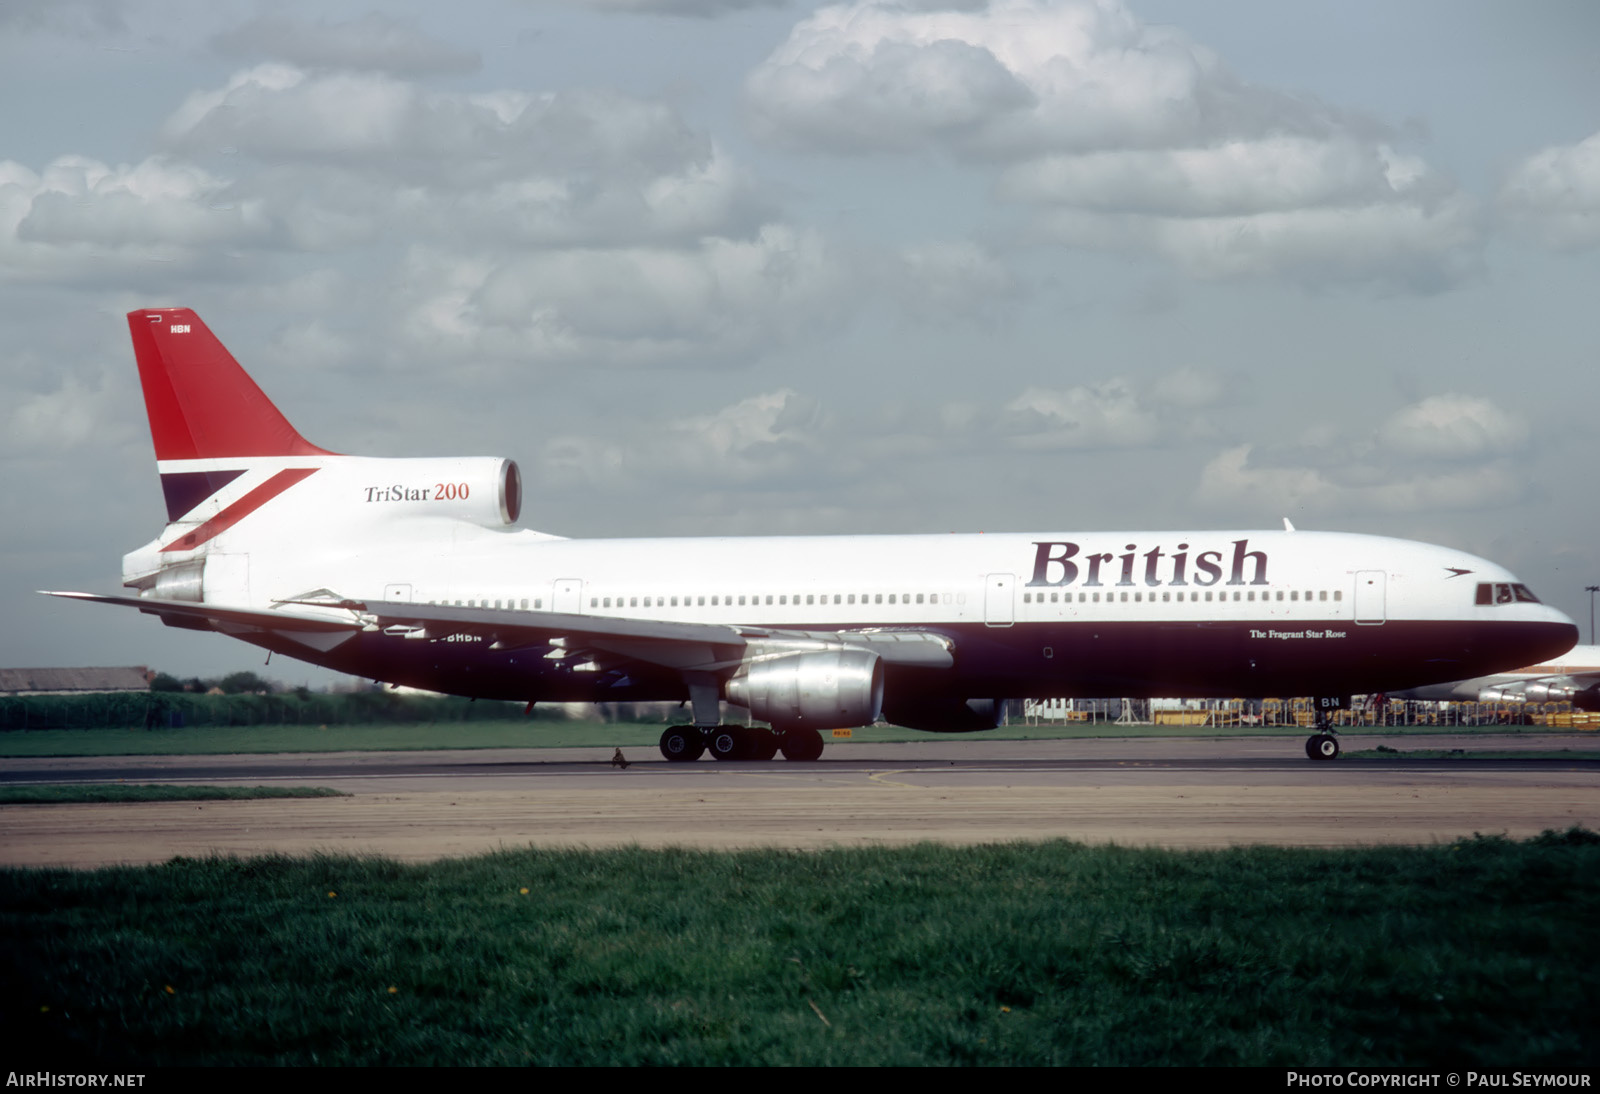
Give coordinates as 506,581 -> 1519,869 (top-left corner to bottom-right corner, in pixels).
1539,613 -> 1580,659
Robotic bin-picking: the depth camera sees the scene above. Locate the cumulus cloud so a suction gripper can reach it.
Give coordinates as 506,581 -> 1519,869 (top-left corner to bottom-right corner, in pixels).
387,225 -> 850,370
1,370 -> 137,454
1379,394 -> 1528,461
533,366 -> 1224,500
159,67 -> 772,249
1003,380 -> 1160,448
1198,444 -> 1521,515
997,368 -> 1225,449
0,0 -> 122,37
211,14 -> 481,76
541,389 -> 826,489
1499,130 -> 1600,250
747,0 -> 1481,289
1196,392 -> 1531,517
895,240 -> 1021,322
0,155 -> 270,281
563,0 -> 791,14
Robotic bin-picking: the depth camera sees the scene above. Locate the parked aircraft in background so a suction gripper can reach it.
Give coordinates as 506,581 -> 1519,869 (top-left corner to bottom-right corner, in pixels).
48,310 -> 1578,761
1388,644 -> 1600,711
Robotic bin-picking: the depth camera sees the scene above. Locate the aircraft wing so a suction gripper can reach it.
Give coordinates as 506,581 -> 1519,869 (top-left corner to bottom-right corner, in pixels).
1471,671 -> 1600,710
1387,654 -> 1600,712
43,592 -> 956,673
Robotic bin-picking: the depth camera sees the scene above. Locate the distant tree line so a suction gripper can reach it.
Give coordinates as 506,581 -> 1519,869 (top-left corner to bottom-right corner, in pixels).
149,671 -> 278,695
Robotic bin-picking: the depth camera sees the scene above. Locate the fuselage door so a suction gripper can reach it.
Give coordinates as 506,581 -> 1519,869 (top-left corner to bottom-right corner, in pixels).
1354,570 -> 1386,625
984,573 -> 1015,628
553,578 -> 583,614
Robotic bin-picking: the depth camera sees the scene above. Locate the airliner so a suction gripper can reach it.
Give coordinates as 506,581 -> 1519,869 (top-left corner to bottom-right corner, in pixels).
48,309 -> 1579,762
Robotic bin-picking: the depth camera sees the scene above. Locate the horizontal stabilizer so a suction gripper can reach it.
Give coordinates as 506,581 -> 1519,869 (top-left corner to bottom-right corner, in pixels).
43,591 -> 361,634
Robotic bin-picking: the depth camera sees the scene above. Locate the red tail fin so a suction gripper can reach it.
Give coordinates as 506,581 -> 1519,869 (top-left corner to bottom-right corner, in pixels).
128,308 -> 331,461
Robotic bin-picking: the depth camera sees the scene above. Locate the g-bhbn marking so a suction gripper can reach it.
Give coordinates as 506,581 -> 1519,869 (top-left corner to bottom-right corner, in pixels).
1028,539 -> 1268,588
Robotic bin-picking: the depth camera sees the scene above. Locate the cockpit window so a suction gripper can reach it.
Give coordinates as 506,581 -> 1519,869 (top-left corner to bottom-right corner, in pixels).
1476,582 -> 1541,606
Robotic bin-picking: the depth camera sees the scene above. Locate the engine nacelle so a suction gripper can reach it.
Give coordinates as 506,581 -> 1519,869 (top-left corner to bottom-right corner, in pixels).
882,696 -> 1005,733
725,648 -> 883,729
338,456 -> 522,528
1521,680 -> 1576,704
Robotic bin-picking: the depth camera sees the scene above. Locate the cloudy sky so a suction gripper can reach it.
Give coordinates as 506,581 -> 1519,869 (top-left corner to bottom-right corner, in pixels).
3,0 -> 1597,683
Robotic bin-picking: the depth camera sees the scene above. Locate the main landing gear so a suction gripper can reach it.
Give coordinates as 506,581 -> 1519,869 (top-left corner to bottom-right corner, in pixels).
658,725 -> 824,763
1305,732 -> 1340,761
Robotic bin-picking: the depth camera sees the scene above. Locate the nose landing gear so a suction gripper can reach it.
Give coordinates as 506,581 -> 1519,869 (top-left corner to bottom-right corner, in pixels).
1305,732 -> 1340,761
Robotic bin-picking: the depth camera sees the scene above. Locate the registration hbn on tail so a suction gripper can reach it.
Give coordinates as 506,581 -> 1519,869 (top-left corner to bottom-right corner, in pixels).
49,309 -> 1578,762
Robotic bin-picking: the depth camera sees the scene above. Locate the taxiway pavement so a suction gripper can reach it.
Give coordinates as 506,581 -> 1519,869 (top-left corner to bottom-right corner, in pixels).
3,735 -> 1595,867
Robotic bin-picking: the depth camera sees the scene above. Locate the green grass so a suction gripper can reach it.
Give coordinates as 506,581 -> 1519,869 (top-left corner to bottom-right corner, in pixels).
0,718 -> 1583,758
0,784 -> 348,804
4,833 -> 1599,1065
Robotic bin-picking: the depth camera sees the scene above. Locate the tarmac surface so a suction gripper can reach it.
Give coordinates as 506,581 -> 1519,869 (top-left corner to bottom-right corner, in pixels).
3,734 -> 1597,867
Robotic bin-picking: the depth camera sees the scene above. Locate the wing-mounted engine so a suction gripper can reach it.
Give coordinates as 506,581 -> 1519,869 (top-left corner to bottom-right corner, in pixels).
724,644 -> 884,730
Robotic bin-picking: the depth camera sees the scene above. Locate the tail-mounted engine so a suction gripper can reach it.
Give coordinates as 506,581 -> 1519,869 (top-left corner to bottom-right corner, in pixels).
345,456 -> 522,528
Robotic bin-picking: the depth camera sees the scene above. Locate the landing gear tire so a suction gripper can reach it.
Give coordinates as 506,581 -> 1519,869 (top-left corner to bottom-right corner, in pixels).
659,726 -> 705,762
709,726 -> 747,762
779,727 -> 825,762
1306,733 -> 1340,761
748,729 -> 779,762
